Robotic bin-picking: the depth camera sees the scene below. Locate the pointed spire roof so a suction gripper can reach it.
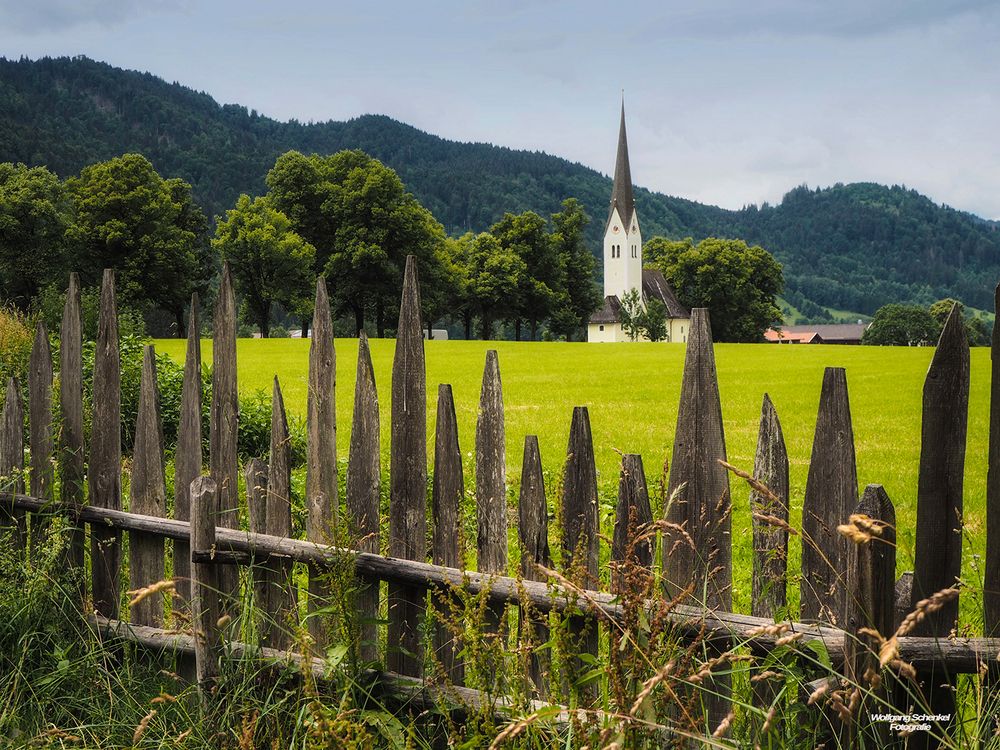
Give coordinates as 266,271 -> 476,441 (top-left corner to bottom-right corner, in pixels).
608,99 -> 636,232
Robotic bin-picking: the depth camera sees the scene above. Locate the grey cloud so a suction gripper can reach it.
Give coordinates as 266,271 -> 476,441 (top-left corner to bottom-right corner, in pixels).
636,0 -> 999,40
0,0 -> 180,34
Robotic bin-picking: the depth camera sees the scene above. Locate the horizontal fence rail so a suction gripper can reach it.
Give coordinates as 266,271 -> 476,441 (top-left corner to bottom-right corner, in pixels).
4,491 -> 996,674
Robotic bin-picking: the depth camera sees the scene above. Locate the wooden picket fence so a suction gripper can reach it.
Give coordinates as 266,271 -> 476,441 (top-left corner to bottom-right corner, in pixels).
2,257 -> 1000,746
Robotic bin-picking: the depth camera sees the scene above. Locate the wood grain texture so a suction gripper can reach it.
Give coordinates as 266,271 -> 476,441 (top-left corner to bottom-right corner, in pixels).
128,346 -> 167,627
59,273 -> 86,581
801,367 -> 857,626
749,394 -> 790,725
476,350 -> 507,575
432,384 -> 464,683
190,475 -> 222,711
210,263 -> 240,605
28,321 -> 54,554
843,484 -> 896,747
90,269 -> 122,619
307,277 -> 337,648
266,378 -> 297,649
751,394 -> 789,618
245,457 -> 268,620
562,406 -> 599,703
476,350 -> 507,642
346,332 -> 380,663
518,435 -> 550,695
909,304 -> 969,748
173,294 -> 202,610
663,308 -> 732,729
611,453 -> 653,593
0,377 -> 25,546
664,308 -> 732,610
388,255 -> 427,677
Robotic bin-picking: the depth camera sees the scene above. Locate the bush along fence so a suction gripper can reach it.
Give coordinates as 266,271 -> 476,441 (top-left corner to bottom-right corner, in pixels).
2,259 -> 1000,746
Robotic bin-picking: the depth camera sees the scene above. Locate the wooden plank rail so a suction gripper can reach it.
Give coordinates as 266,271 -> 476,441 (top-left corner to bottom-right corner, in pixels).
7,492 -> 992,673
87,615 -> 598,728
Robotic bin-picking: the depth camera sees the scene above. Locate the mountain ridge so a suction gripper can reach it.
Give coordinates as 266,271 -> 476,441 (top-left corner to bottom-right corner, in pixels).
2,55 -> 998,314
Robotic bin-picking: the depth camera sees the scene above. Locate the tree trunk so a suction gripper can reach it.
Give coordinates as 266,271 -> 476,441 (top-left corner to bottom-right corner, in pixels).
427,321 -> 433,340
353,305 -> 364,337
463,312 -> 472,340
175,309 -> 186,338
514,319 -> 521,341
257,305 -> 270,338
530,319 -> 538,341
301,318 -> 310,338
481,315 -> 492,340
376,300 -> 385,338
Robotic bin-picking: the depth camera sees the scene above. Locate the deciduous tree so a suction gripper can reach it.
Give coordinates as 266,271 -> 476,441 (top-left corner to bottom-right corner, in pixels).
212,195 -> 315,338
0,163 -> 71,310
67,154 -> 212,335
647,237 -> 784,342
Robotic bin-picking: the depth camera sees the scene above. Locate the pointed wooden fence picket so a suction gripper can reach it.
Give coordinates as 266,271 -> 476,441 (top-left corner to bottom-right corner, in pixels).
3,260 -> 1000,742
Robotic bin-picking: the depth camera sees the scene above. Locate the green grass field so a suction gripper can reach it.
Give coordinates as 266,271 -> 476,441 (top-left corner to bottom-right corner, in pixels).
154,338 -> 991,617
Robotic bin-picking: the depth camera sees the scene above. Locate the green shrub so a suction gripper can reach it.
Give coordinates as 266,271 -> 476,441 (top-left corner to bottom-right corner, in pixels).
0,307 -> 33,406
34,281 -> 147,340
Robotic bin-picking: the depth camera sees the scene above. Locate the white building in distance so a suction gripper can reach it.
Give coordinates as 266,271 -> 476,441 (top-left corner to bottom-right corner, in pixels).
587,103 -> 691,343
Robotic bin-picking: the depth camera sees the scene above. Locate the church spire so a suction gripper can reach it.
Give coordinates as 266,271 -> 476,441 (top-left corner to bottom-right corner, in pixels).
608,97 -> 636,231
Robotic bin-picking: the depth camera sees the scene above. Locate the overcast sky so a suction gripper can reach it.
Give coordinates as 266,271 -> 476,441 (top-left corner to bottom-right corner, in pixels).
2,0 -> 999,219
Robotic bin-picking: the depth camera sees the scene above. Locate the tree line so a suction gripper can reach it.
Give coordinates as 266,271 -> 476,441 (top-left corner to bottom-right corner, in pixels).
0,150 -> 602,340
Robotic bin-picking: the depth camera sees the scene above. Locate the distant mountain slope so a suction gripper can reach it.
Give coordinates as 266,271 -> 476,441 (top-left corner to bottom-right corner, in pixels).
2,55 -> 999,313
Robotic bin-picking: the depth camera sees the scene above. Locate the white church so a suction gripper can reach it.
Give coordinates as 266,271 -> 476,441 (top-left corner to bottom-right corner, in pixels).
587,104 -> 691,343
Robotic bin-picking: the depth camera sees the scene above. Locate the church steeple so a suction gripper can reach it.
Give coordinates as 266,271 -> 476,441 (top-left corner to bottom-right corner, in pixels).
608,99 -> 636,232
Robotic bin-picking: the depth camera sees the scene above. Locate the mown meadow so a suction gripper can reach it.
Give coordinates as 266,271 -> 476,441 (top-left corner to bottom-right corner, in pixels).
154,338 -> 992,622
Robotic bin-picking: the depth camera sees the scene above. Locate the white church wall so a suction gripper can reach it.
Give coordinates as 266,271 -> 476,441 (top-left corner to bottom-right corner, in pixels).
668,317 -> 690,343
587,322 -> 625,342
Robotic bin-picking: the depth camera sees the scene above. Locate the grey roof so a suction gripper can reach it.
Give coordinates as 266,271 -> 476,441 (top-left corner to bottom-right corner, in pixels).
782,323 -> 868,341
642,269 -> 690,319
589,295 -> 623,324
589,272 -> 690,325
607,101 -> 636,233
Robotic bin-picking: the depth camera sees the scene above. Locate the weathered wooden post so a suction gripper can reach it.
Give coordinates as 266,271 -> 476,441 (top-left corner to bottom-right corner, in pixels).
910,305 -> 969,748
307,277 -> 337,649
210,263 -> 240,606
518,435 -> 550,696
612,453 -> 653,593
801,367 -> 857,626
986,282 -> 1000,742
129,346 -> 168,627
476,350 -> 507,636
266,378 -> 296,649
173,294 -> 202,611
190,475 -> 222,713
562,406 -> 599,704
28,320 -> 54,554
59,273 -> 86,583
663,307 -> 731,728
0,377 -> 25,546
432,384 -> 464,683
750,394 -> 789,725
245,458 -> 269,619
347,332 -> 380,663
843,484 -> 896,747
388,255 -> 427,677
90,270 -> 122,619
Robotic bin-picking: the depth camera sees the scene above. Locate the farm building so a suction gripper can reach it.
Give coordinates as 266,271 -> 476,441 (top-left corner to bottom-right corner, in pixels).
765,323 -> 868,344
587,103 -> 690,342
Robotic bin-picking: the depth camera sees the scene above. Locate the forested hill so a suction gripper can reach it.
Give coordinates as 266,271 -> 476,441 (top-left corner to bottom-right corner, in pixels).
3,55 -> 999,313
